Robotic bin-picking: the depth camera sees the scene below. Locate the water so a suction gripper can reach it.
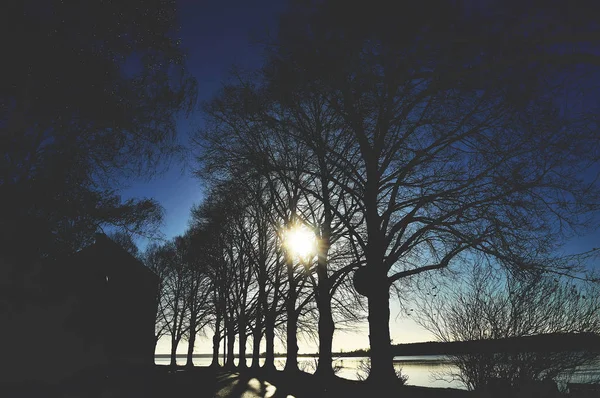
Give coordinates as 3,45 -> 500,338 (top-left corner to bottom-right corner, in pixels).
334,355 -> 461,389
154,355 -> 462,388
155,354 -> 600,390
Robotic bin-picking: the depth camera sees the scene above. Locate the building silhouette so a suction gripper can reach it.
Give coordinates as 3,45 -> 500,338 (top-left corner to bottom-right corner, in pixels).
1,233 -> 158,384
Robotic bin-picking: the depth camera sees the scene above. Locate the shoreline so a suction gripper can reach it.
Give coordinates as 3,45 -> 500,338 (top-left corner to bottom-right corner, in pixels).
1,364 -> 471,398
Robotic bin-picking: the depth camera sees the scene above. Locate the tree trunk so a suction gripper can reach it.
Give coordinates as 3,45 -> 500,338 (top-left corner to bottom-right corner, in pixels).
211,310 -> 221,367
226,328 -> 236,369
285,257 -> 299,373
251,280 -> 264,368
222,333 -> 226,365
315,230 -> 334,379
363,167 -> 396,385
238,329 -> 247,369
264,262 -> 281,371
367,278 -> 395,384
264,311 -> 276,370
315,277 -> 334,377
316,294 -> 334,378
251,326 -> 261,368
211,332 -> 220,367
186,330 -> 196,367
238,310 -> 247,369
169,337 -> 179,368
225,305 -> 236,369
152,335 -> 160,364
186,312 -> 197,367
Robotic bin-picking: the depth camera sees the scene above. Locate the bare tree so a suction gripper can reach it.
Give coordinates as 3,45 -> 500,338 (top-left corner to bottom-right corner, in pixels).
190,196 -> 231,368
265,0 -> 600,384
414,262 -> 600,391
179,229 -> 213,368
152,239 -> 191,367
142,243 -> 170,352
195,89 -> 318,372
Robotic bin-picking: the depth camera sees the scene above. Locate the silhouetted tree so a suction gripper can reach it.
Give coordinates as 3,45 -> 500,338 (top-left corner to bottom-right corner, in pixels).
2,0 -> 197,262
266,0 -> 600,384
180,229 -> 213,368
190,192 -> 235,368
414,262 -> 600,391
242,179 -> 279,369
189,1 -> 600,385
142,243 -> 170,351
262,82 -> 367,378
195,87 -> 317,373
152,239 -> 190,367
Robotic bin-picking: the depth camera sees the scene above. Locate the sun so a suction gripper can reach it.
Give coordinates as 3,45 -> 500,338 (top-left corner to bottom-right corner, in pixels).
283,224 -> 316,259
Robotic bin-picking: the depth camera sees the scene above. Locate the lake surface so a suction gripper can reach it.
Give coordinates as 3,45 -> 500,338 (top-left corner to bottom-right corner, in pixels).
154,355 -> 462,389
155,354 -> 600,390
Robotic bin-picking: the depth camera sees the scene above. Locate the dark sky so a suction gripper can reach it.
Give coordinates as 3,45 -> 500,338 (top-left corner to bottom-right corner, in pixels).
123,0 -> 599,261
122,0 -> 287,245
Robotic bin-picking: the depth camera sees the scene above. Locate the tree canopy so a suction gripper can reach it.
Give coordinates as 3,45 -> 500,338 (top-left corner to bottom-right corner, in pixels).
192,0 -> 600,384
2,0 -> 197,260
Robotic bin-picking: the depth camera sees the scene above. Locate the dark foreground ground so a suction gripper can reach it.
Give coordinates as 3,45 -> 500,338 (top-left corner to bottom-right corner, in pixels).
1,365 -> 576,398
2,365 -> 469,398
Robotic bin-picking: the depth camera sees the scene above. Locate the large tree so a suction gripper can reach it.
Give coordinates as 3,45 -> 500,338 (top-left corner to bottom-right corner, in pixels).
2,0 -> 197,261
266,0 -> 600,384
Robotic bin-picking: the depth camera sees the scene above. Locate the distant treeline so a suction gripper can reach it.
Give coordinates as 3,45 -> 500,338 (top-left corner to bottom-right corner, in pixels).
155,351 -> 369,358
392,333 -> 600,356
155,333 -> 600,359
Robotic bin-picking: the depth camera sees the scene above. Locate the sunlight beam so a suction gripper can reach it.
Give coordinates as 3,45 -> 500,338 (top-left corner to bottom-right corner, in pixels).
283,224 -> 316,260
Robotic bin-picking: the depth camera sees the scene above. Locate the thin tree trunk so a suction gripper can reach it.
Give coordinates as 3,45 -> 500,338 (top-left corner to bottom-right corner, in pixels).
225,305 -> 236,368
152,336 -> 160,364
226,327 -> 236,369
238,324 -> 247,370
264,262 -> 281,371
222,333 -> 226,365
264,311 -> 276,370
186,324 -> 196,367
169,308 -> 179,367
251,285 -> 263,368
238,305 -> 247,369
315,227 -> 334,379
211,310 -> 221,367
285,257 -> 299,372
211,332 -> 220,367
251,326 -> 261,368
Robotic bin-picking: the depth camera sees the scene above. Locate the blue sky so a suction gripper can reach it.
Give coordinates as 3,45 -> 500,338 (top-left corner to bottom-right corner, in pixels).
121,0 -> 438,353
123,1 -> 600,256
120,1 -> 599,353
122,0 -> 287,246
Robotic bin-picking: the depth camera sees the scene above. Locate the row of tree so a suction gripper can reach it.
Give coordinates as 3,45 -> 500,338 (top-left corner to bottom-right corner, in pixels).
5,0 -> 599,389
143,180 -> 363,374
145,0 -> 600,386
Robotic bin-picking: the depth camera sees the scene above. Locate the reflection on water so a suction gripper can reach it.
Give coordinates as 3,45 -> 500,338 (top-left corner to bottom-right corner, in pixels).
154,355 -> 600,390
154,355 -> 461,388
332,356 -> 463,389
154,357 -> 285,370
